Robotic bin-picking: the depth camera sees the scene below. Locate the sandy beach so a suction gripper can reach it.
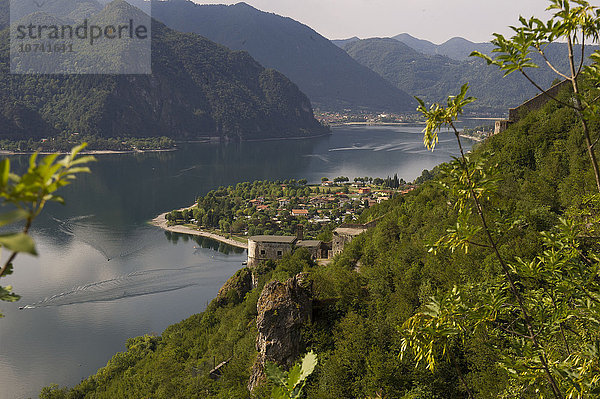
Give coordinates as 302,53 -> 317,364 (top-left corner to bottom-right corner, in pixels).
150,210 -> 248,249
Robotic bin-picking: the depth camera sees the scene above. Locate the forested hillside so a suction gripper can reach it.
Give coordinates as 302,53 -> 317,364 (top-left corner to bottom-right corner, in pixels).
0,0 -> 328,141
40,79 -> 600,398
150,0 -> 415,112
342,37 -> 596,113
392,33 -> 494,61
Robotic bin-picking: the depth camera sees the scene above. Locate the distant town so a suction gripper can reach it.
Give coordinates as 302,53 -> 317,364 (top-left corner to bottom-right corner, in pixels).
165,176 -> 415,244
315,111 -> 417,125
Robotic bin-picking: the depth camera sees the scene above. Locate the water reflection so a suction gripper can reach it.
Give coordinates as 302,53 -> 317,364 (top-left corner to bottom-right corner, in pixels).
163,231 -> 246,255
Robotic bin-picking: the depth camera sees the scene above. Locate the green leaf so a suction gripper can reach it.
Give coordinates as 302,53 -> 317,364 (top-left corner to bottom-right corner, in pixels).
0,158 -> 9,187
1,263 -> 14,276
265,361 -> 288,387
0,285 -> 20,302
0,233 -> 37,255
0,209 -> 29,228
286,363 -> 302,390
297,351 -> 318,384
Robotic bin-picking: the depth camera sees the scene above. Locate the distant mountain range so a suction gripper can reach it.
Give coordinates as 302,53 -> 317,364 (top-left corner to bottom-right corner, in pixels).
0,0 -> 328,140
150,0 -> 415,112
338,35 -> 595,113
392,33 -> 494,61
333,34 -> 493,61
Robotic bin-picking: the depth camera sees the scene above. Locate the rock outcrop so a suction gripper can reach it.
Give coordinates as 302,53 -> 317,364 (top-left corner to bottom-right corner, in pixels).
214,267 -> 253,307
248,273 -> 312,392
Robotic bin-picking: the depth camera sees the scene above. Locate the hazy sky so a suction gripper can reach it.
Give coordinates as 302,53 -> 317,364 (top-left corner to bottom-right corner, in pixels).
191,0 -> 554,43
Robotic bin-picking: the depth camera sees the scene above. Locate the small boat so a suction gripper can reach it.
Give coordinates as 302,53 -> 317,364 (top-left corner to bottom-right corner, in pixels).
242,261 -> 248,265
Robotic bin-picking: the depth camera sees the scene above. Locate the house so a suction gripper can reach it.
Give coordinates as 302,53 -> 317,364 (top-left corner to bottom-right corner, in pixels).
247,228 -> 324,267
292,209 -> 309,217
311,198 -> 328,208
321,180 -> 334,187
278,198 -> 290,207
332,219 -> 380,255
358,188 -> 371,194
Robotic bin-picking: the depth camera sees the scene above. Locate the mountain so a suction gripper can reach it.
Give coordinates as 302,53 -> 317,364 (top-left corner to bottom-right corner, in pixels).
0,0 -> 7,30
10,0 -> 103,22
0,0 -> 328,140
393,33 -> 494,61
331,36 -> 360,48
150,0 -> 415,112
342,37 -> 594,113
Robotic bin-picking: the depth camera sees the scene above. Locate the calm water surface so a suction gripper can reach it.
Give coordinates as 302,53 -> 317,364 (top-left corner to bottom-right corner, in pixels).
0,125 -> 474,399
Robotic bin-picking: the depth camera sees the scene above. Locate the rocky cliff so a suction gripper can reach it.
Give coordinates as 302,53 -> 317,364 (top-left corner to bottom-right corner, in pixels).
214,267 -> 253,307
248,273 -> 312,392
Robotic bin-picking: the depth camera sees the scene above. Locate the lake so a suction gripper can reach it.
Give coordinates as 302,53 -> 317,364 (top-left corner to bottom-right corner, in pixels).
0,124 -> 474,399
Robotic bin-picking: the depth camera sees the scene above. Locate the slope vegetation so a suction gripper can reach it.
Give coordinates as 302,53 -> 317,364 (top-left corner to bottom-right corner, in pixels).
40,84 -> 600,398
0,0 -> 328,140
151,0 -> 415,112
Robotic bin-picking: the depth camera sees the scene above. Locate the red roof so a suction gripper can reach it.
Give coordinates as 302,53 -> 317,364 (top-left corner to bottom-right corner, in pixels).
292,209 -> 309,215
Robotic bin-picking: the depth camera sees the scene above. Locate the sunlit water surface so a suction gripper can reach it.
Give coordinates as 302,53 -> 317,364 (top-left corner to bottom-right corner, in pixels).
0,124 -> 476,399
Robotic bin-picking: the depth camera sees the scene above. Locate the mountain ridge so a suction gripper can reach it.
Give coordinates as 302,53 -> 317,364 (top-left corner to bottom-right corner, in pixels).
0,0 -> 329,140
342,36 -> 596,113
150,0 -> 415,112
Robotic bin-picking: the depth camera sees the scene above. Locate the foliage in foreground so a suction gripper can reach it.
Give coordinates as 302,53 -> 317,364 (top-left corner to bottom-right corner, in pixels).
0,144 -> 94,317
400,2 -> 600,397
266,351 -> 318,399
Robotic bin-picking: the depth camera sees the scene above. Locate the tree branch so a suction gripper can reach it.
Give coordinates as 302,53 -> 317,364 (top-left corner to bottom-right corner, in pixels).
0,216 -> 33,279
520,70 -> 577,110
450,122 -> 565,399
576,34 -> 585,78
535,44 -> 570,80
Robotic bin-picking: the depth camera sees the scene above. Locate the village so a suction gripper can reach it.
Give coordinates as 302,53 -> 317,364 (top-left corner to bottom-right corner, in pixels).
164,177 -> 415,262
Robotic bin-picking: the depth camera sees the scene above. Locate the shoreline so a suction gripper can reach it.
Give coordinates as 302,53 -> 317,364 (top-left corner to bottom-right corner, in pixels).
459,134 -> 484,142
0,148 -> 177,156
150,210 -> 248,250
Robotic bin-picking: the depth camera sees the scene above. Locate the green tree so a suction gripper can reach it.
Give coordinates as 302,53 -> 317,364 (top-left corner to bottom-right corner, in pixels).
402,73 -> 600,396
0,144 -> 94,316
472,0 -> 600,192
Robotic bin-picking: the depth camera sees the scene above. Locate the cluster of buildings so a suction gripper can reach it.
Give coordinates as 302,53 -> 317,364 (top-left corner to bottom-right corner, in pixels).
249,185 -> 402,226
240,182 -> 413,265
247,220 -> 378,267
314,111 -> 411,125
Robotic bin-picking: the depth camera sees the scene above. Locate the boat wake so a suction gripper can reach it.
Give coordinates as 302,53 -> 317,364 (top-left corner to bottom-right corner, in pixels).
52,215 -> 160,261
21,265 -> 222,309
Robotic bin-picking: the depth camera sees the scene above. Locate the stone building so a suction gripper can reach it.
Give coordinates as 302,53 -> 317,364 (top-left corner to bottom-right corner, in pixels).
495,79 -> 571,134
332,224 -> 368,256
247,236 -> 297,267
248,220 -> 379,266
247,233 -> 323,267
